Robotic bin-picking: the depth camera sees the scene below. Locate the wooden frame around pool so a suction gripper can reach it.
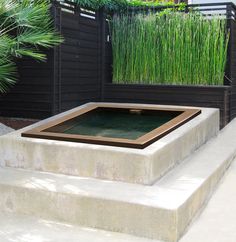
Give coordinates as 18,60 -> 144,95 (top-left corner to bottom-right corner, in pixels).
21,103 -> 201,149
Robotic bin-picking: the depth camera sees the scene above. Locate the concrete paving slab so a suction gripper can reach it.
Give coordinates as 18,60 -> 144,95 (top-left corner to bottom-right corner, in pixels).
180,158 -> 236,242
0,123 -> 14,136
0,212 -> 157,242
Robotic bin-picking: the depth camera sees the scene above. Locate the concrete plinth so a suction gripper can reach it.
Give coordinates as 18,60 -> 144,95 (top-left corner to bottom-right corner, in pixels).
0,117 -> 235,242
0,103 -> 219,185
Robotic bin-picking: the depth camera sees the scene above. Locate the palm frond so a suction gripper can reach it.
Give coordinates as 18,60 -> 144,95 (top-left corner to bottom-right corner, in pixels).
0,58 -> 17,93
0,0 -> 63,93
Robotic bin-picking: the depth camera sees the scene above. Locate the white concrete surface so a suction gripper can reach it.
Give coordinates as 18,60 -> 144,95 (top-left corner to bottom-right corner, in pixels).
0,103 -> 219,185
1,105 -> 236,242
180,158 -> 236,242
187,1 -> 233,20
189,0 -> 236,5
0,117 -> 235,242
0,123 -> 14,136
1,158 -> 235,242
0,212 -> 156,242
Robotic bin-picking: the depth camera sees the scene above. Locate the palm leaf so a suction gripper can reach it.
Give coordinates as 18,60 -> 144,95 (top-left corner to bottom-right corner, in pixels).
0,0 -> 63,93
0,58 -> 16,93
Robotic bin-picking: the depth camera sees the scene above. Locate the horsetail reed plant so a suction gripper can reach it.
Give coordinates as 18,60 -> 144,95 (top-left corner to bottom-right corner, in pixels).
110,11 -> 229,85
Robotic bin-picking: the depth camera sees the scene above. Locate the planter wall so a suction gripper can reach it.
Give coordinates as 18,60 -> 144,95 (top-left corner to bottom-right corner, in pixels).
104,84 -> 230,128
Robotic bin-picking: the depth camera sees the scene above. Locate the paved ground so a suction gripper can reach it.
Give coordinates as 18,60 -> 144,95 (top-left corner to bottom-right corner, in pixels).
180,158 -> 236,242
0,123 -> 14,136
0,117 -> 37,130
0,213 -> 155,242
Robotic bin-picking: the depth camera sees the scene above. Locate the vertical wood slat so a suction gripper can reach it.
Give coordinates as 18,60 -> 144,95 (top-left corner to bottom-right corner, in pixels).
225,4 -> 232,85
52,3 -> 62,115
228,13 -> 236,121
98,7 -> 106,101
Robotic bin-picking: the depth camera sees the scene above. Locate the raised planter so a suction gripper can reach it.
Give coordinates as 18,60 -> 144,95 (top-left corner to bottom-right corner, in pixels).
102,3 -> 236,128
104,83 -> 231,128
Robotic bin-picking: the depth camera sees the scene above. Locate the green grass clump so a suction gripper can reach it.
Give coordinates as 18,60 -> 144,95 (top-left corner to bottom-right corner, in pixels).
110,12 -> 229,85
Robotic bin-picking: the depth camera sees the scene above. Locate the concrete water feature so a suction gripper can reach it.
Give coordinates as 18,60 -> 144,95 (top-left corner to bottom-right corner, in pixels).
0,102 -> 234,242
0,103 -> 217,185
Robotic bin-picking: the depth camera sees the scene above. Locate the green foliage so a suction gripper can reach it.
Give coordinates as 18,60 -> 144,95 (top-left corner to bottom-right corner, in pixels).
73,0 -> 127,10
127,0 -> 176,7
0,0 -> 63,93
110,11 -> 229,86
71,0 -> 177,11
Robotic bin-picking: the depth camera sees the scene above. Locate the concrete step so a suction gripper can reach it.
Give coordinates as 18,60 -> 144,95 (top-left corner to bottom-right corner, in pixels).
0,119 -> 235,242
180,158 -> 236,242
0,103 -> 219,185
0,212 -> 158,242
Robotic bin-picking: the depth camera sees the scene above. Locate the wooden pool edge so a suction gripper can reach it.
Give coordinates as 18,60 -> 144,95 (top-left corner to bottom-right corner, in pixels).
21,103 -> 201,149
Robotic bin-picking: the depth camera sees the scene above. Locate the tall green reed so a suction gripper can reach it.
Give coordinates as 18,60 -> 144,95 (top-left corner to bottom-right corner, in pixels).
110,11 -> 229,85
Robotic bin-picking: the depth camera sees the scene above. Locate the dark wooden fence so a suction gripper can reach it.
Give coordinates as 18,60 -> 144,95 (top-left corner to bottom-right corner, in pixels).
0,1 -> 103,119
227,3 -> 236,121
0,51 -> 54,119
0,1 -> 236,128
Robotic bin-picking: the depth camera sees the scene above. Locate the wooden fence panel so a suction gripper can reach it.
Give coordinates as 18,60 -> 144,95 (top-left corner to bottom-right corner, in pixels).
55,4 -> 101,113
228,16 -> 236,120
0,51 -> 54,119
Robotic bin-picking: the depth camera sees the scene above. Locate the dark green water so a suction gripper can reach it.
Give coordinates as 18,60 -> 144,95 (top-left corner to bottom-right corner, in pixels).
53,109 -> 180,140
